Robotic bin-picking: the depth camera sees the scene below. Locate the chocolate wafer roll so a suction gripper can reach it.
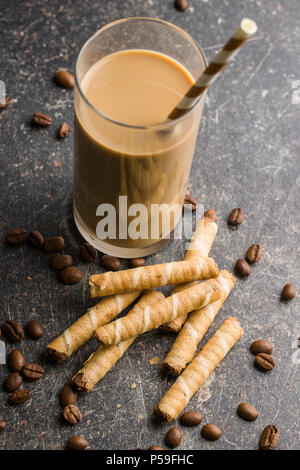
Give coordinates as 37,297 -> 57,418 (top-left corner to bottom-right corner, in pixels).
46,291 -> 140,362
162,270 -> 236,375
154,317 -> 244,423
89,257 -> 219,298
95,280 -> 223,346
72,290 -> 165,392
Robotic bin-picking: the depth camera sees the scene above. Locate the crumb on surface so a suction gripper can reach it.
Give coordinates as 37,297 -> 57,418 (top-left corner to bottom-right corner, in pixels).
116,404 -> 121,409
131,383 -> 136,389
149,356 -> 160,365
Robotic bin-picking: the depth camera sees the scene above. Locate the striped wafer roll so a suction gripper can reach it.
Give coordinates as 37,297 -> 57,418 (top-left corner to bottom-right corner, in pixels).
154,317 -> 244,423
162,270 -> 236,375
89,257 -> 219,298
95,280 -> 223,345
162,216 -> 217,332
72,290 -> 165,392
168,19 -> 257,120
45,291 -> 140,362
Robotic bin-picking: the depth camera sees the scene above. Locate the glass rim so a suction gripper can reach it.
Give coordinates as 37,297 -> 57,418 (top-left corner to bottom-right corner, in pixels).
75,16 -> 208,131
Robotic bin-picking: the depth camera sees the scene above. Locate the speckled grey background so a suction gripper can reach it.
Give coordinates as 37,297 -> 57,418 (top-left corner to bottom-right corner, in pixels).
0,0 -> 299,451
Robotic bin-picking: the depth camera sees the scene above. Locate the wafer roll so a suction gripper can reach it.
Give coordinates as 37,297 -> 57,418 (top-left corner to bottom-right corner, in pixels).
154,317 -> 244,423
163,216 -> 218,332
89,257 -> 219,298
46,291 -> 140,362
162,270 -> 236,375
72,290 -> 165,392
95,280 -> 223,345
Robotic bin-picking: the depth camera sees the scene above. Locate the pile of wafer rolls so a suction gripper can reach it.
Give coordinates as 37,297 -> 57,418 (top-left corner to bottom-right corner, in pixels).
46,214 -> 243,421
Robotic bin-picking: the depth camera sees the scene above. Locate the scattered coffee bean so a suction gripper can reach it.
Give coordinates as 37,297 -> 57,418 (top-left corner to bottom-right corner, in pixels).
2,320 -> 24,343
25,320 -> 44,340
165,427 -> 182,448
58,266 -> 82,285
43,236 -> 65,253
260,425 -> 279,450
80,243 -> 98,262
129,258 -> 145,268
54,70 -> 75,89
59,384 -> 78,408
58,122 -> 71,139
228,208 -> 243,226
250,339 -> 273,356
50,254 -> 73,271
5,228 -> 27,244
237,402 -> 259,422
281,283 -> 296,301
22,363 -> 44,380
9,389 -> 30,405
180,411 -> 203,427
148,446 -> 164,450
246,244 -> 262,263
3,372 -> 23,392
184,190 -> 199,211
101,254 -> 121,271
201,423 -> 222,441
174,0 -> 188,11
0,96 -> 13,109
204,209 -> 217,222
28,230 -> 44,248
66,435 -> 88,450
255,353 -> 275,371
235,259 -> 251,277
63,404 -> 82,425
0,420 -> 6,432
32,112 -> 52,127
7,349 -> 26,372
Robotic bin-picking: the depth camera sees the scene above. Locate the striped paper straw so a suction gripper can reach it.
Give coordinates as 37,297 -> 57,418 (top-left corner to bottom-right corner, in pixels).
167,18 -> 257,121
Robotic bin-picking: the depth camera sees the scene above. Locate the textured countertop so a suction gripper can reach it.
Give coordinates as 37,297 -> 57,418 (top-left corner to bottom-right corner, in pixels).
0,0 -> 299,450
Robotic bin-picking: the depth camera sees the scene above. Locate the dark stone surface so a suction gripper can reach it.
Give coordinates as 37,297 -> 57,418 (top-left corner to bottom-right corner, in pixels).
0,0 -> 299,450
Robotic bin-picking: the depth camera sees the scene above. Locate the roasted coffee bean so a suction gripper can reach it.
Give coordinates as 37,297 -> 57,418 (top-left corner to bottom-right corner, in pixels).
255,353 -> 275,371
7,349 -> 26,372
204,209 -> 217,222
101,254 -> 121,271
43,236 -> 65,253
260,425 -> 279,450
63,404 -> 82,425
54,70 -> 75,89
0,96 -> 13,109
237,402 -> 259,422
2,320 -> 24,343
246,243 -> 262,263
3,372 -> 23,392
174,0 -> 188,11
0,420 -> 6,432
201,424 -> 222,441
66,435 -> 88,450
129,258 -> 146,268
80,243 -> 98,262
9,389 -> 30,405
58,266 -> 82,285
22,363 -> 44,380
5,228 -> 27,244
28,230 -> 44,248
228,208 -> 243,226
49,254 -> 73,271
25,320 -> 44,340
184,190 -> 199,211
281,283 -> 296,301
235,259 -> 251,277
32,112 -> 52,127
148,446 -> 164,450
165,427 -> 182,448
180,411 -> 203,427
58,122 -> 71,138
60,384 -> 78,408
250,339 -> 273,356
